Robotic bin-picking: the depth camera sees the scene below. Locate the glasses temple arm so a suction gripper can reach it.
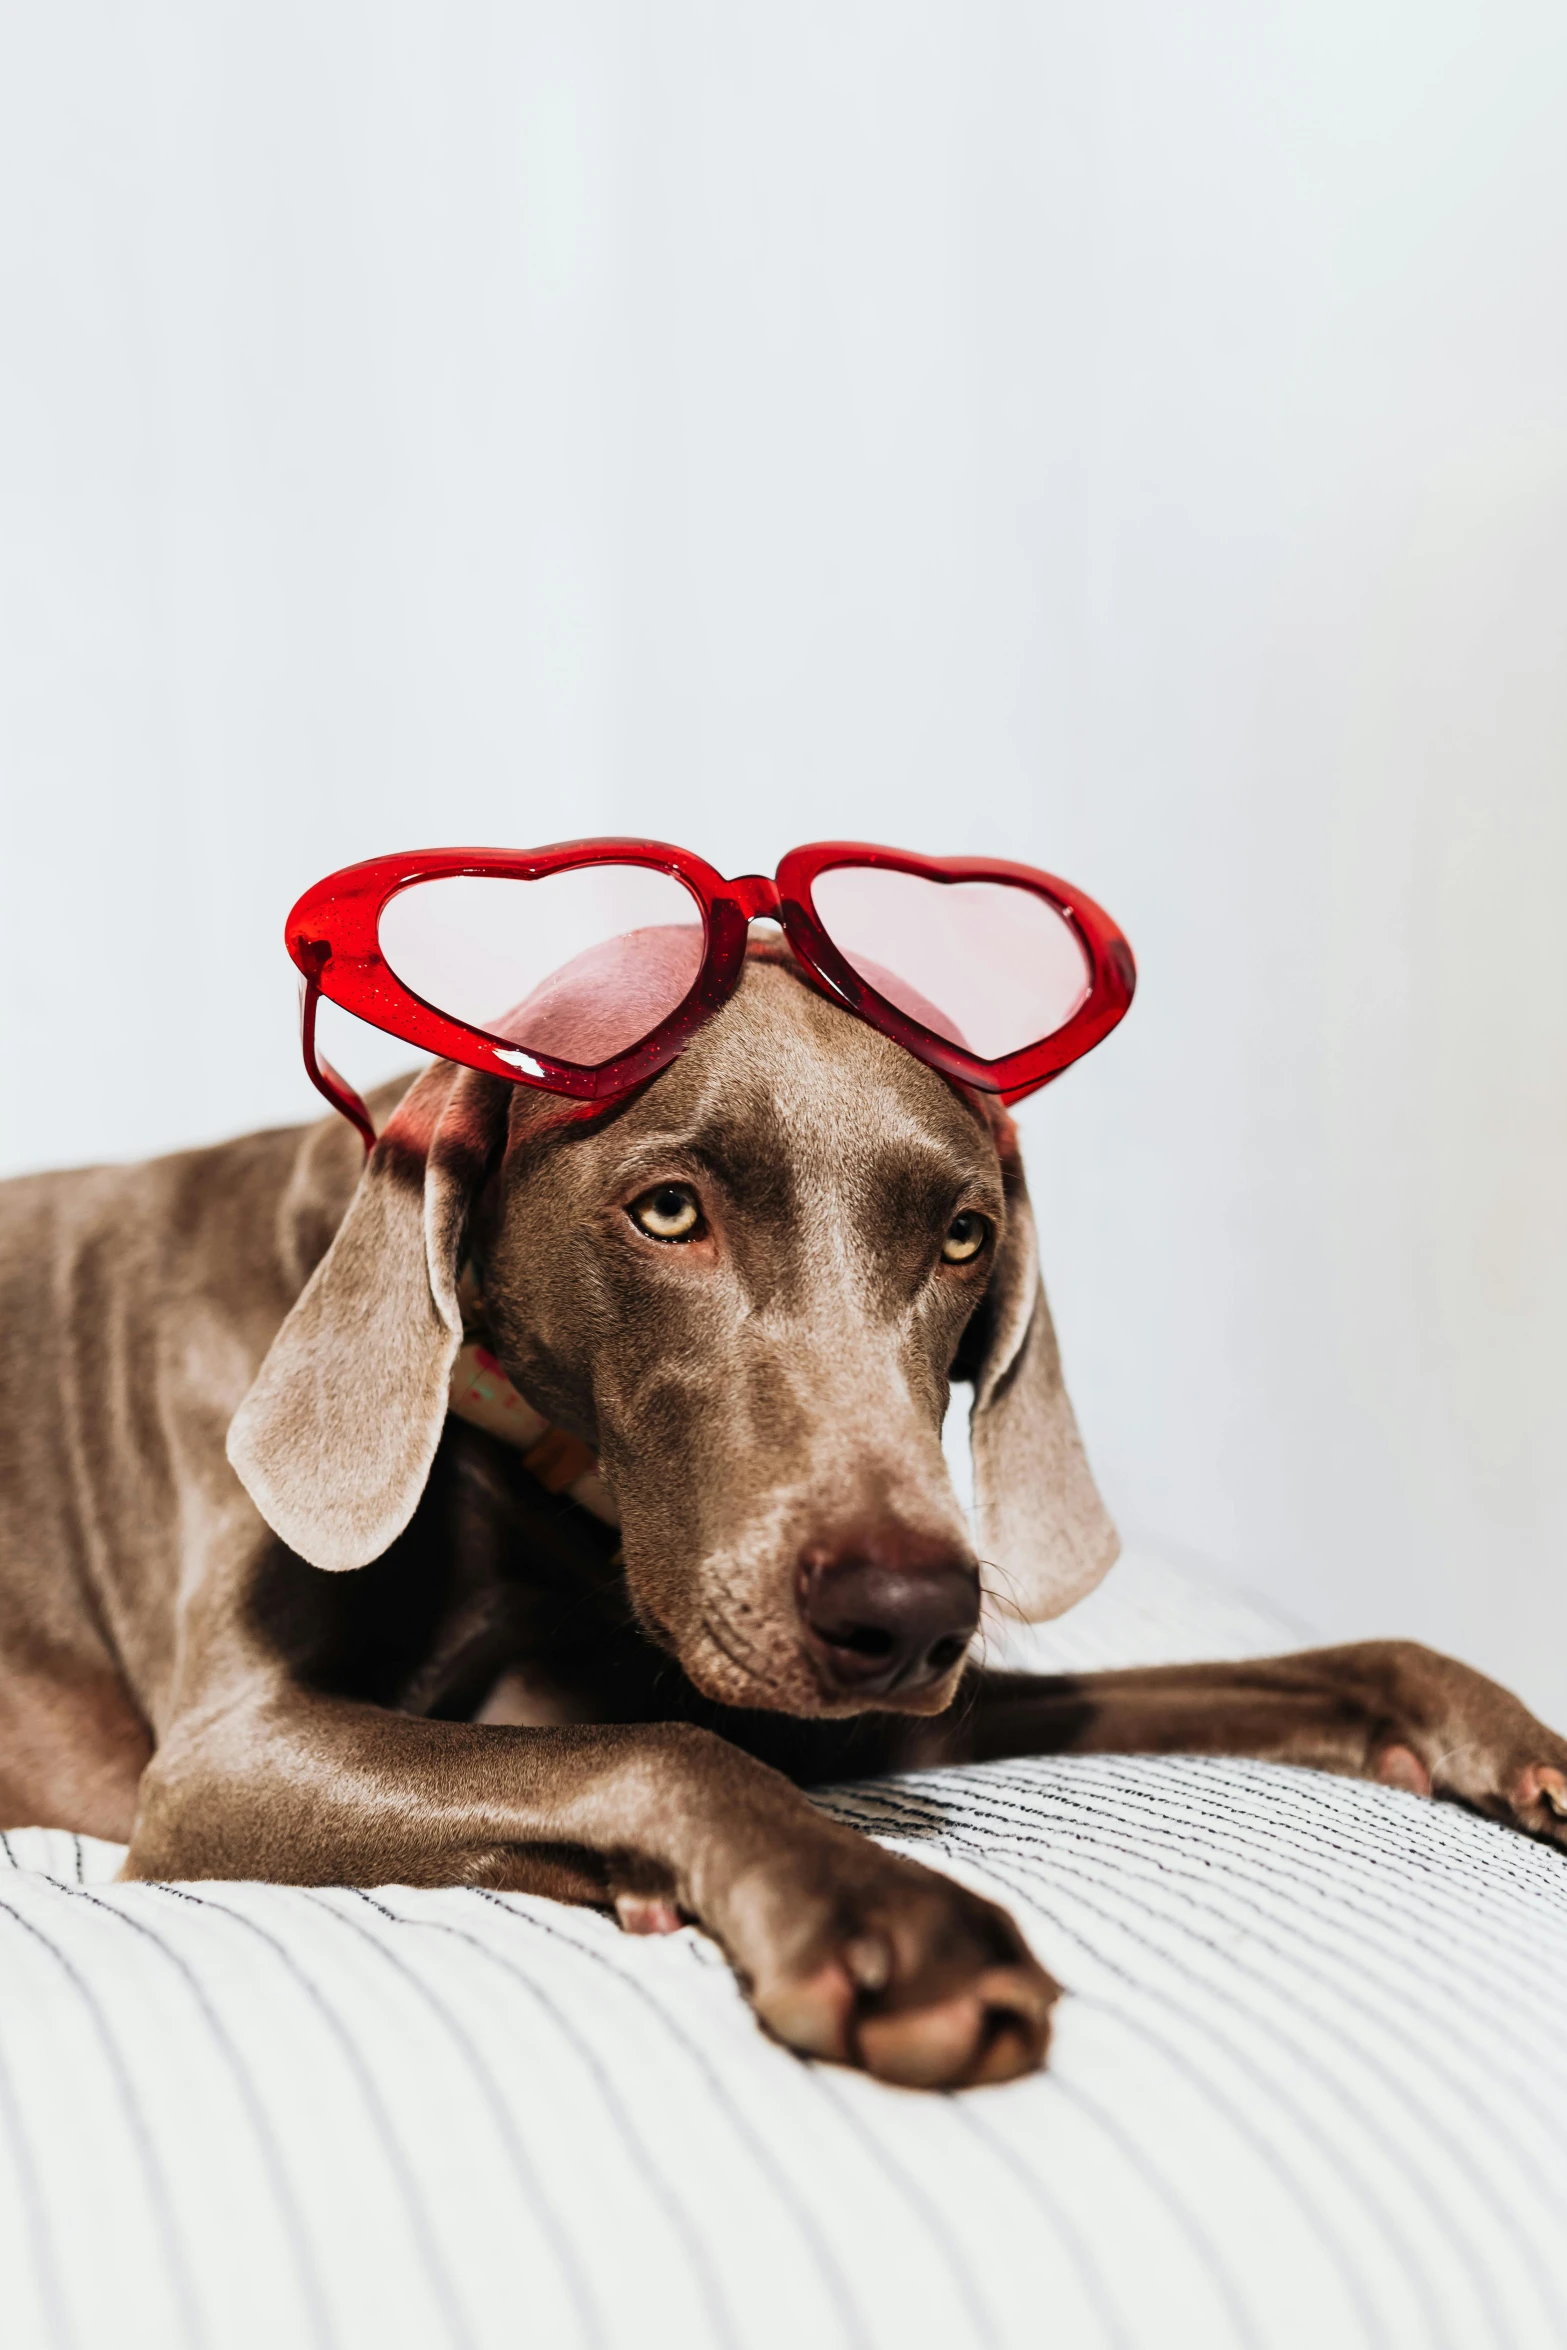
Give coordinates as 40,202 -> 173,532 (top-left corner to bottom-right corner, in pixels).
299,973 -> 377,1155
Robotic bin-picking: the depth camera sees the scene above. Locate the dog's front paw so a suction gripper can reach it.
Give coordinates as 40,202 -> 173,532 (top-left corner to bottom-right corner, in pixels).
717,1841 -> 1059,2087
1362,1641 -> 1567,1849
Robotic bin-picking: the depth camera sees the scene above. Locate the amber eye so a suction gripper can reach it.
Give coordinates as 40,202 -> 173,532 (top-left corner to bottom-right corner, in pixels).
941,1211 -> 989,1265
628,1184 -> 704,1242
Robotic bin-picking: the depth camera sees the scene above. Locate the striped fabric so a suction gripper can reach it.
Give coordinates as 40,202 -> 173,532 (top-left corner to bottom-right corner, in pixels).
2,1550 -> 1564,2350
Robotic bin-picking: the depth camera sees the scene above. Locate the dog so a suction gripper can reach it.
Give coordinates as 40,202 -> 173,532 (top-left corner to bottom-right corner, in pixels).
2,944 -> 1563,2090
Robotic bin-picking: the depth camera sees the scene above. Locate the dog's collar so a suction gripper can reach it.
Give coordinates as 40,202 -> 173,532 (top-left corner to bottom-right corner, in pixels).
447,1263 -> 619,1526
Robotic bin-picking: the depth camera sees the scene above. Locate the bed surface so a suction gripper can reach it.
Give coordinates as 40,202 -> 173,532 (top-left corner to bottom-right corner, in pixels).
3,1549 -> 1564,2350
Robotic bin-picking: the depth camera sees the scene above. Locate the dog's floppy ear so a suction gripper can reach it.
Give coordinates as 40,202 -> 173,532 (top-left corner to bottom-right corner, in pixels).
228,1061 -> 507,1571
960,1121 -> 1119,1623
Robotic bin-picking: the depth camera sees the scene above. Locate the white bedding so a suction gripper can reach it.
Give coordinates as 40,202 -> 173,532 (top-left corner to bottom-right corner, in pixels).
2,1549 -> 1564,2350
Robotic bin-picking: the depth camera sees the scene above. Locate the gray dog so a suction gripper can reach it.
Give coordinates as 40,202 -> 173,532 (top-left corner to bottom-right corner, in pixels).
2,946 -> 1563,2088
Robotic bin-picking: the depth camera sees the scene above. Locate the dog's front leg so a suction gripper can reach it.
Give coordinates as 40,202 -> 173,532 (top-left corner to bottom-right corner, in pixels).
948,1643 -> 1567,1848
125,1692 -> 1058,2085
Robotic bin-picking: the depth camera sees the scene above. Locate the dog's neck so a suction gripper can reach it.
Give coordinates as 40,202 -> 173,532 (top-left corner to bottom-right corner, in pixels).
447,1262 -> 619,1526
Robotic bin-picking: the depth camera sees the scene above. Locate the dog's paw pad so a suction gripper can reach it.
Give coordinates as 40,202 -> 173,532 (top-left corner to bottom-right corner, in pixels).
1512,1764 -> 1567,1821
614,1892 -> 684,1936
759,1959 -> 857,2062
855,1965 -> 1053,2089
1373,1742 -> 1433,1797
857,1987 -> 989,2087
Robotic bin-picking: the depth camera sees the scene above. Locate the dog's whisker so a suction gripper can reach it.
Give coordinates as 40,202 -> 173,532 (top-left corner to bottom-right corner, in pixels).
976,1557 -> 1028,1623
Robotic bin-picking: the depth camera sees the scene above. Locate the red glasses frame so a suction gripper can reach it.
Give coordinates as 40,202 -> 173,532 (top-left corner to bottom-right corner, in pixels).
286,838 -> 1136,1151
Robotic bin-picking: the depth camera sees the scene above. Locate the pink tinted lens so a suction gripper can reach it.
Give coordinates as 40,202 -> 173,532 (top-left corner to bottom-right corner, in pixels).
378,868 -> 705,1065
809,867 -> 1090,1061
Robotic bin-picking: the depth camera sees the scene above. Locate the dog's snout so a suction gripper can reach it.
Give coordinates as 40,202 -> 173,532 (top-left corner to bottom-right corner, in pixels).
797,1543 -> 980,1698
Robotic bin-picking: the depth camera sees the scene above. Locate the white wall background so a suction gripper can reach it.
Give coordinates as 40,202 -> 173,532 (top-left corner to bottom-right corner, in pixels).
3,4 -> 1565,1714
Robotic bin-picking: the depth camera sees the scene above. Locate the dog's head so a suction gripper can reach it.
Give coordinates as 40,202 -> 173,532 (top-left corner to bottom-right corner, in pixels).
230,950 -> 1116,1717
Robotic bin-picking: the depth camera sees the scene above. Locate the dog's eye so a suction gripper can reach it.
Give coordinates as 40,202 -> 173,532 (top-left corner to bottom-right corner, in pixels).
628,1184 -> 704,1243
941,1212 -> 989,1265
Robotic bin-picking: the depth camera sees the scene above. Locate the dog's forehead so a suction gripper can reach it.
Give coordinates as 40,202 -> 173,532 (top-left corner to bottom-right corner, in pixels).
605,960 -> 998,1191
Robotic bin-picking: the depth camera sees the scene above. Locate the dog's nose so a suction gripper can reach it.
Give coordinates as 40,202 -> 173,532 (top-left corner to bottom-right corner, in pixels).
797,1546 -> 980,1697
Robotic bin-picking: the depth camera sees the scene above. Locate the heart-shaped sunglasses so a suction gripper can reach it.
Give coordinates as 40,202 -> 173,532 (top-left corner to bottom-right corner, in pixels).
287,838 -> 1136,1150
